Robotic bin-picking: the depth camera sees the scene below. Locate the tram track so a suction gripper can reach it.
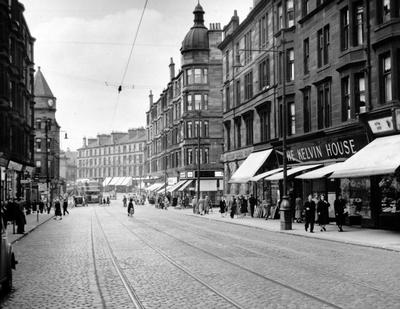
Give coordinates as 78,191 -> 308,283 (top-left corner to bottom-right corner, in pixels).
103,207 -> 343,309
92,208 -> 145,309
148,213 -> 400,300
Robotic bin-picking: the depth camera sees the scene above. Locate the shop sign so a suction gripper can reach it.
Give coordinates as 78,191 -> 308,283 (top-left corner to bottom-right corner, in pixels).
21,179 -> 31,184
167,177 -> 177,185
179,172 -> 186,179
25,166 -> 35,174
368,117 -> 394,134
187,171 -> 193,178
38,183 -> 48,192
215,171 -> 224,177
8,161 -> 23,171
286,134 -> 368,163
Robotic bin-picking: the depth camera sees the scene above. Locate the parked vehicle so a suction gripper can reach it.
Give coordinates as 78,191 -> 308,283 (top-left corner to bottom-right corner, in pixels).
73,196 -> 84,207
0,218 -> 17,293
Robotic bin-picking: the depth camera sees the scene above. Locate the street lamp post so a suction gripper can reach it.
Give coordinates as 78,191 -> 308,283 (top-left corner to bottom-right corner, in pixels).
197,111 -> 201,201
45,119 -> 51,211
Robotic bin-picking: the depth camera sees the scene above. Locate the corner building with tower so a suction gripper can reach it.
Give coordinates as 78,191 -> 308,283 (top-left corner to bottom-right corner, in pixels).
145,4 -> 224,203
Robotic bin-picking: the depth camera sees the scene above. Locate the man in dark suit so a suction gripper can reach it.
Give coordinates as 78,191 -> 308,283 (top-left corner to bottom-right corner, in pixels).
304,194 -> 316,233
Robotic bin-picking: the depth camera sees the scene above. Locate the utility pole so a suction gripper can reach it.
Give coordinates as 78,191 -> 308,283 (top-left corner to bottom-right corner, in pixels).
45,119 -> 51,210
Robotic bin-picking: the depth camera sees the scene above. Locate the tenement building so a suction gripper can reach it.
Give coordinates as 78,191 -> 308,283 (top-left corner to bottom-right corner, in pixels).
0,0 -> 35,202
221,0 -> 400,230
145,3 -> 224,203
77,128 -> 146,185
33,67 -> 61,203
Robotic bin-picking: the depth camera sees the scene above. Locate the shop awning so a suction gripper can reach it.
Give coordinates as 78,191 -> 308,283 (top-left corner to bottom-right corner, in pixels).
108,177 -> 119,186
296,163 -> 344,179
265,164 -> 322,181
115,177 -> 126,186
330,135 -> 400,178
146,182 -> 164,191
120,177 -> 132,186
155,184 -> 167,194
229,149 -> 274,183
194,179 -> 223,192
178,180 -> 193,191
102,177 -> 112,187
249,168 -> 283,182
167,180 -> 187,193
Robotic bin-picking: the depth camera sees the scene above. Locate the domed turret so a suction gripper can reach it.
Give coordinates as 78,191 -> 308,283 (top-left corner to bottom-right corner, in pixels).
181,3 -> 209,53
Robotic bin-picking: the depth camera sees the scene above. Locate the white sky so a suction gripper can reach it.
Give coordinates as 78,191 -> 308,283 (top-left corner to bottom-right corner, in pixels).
22,0 -> 253,151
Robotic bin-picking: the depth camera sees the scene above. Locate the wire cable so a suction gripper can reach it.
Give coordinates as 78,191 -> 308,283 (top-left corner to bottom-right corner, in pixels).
120,0 -> 149,86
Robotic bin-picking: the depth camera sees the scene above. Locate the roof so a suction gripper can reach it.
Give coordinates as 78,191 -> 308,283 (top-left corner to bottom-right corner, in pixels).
181,3 -> 209,53
34,67 -> 54,98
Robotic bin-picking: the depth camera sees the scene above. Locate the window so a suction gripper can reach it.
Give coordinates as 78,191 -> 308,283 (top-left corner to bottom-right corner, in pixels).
317,82 -> 331,129
187,148 -> 193,165
259,58 -> 270,90
259,13 -> 268,48
36,119 -> 41,130
287,49 -> 294,81
303,88 -> 311,132
224,121 -> 231,151
194,94 -> 202,110
35,160 -> 41,167
341,7 -> 349,51
259,108 -> 270,142
302,0 -> 309,16
382,0 -> 391,22
244,71 -> 253,100
382,53 -> 392,103
187,69 -> 193,84
194,69 -> 202,84
303,38 -> 309,74
194,120 -> 200,138
203,120 -> 209,137
225,86 -> 230,110
36,138 -> 41,151
203,94 -> 208,110
244,114 -> 253,146
317,25 -> 330,67
354,3 -> 364,46
47,138 -> 51,152
355,73 -> 366,114
236,80 -> 241,106
225,50 -> 230,78
186,121 -> 193,138
278,3 -> 283,30
235,42 -> 240,65
288,101 -> 296,136
244,31 -> 252,64
287,0 -> 294,28
341,77 -> 351,121
235,118 -> 241,148
204,148 -> 209,164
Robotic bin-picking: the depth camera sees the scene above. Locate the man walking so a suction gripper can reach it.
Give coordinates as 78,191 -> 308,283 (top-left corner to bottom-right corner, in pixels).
304,194 -> 316,233
248,194 -> 257,218
63,198 -> 69,216
334,194 -> 346,232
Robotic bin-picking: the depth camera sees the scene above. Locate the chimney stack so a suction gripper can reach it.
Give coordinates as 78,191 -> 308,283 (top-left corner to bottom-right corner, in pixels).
149,90 -> 153,108
82,137 -> 87,147
169,57 -> 175,80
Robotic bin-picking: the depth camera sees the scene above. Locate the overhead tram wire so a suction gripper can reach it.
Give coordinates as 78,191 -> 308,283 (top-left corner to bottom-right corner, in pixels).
110,0 -> 149,127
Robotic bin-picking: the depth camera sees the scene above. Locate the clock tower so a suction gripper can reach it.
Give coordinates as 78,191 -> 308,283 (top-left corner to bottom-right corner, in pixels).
33,66 -> 60,204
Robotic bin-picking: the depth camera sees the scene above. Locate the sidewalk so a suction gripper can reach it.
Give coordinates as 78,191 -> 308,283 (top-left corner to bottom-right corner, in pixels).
6,211 -> 54,244
171,207 -> 400,252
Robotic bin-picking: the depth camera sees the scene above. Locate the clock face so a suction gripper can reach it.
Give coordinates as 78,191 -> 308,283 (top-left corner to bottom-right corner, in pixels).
48,99 -> 54,107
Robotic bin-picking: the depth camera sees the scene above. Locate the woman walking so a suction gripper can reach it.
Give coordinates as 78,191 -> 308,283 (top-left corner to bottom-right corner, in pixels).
229,196 -> 237,219
295,196 -> 303,223
317,194 -> 330,231
219,196 -> 227,217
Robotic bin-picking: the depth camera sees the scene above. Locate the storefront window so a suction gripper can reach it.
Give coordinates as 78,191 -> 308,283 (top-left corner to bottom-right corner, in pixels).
341,178 -> 371,218
379,175 -> 400,213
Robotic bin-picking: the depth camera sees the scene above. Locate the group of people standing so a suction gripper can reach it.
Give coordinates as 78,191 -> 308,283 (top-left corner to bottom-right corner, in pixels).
218,194 -> 258,219
192,195 -> 213,215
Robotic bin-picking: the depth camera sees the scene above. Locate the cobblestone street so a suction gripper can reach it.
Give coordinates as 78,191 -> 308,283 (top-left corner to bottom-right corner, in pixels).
1,202 -> 400,309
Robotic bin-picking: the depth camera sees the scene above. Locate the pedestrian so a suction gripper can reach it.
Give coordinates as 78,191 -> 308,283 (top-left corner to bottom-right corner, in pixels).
219,196 -> 227,217
38,199 -> 44,213
192,196 -> 198,214
127,198 -> 134,216
295,196 -> 303,223
63,198 -> 69,216
54,199 -> 62,220
334,194 -> 346,232
164,196 -> 169,210
248,194 -> 257,218
123,195 -> 127,207
317,194 -> 330,232
229,196 -> 237,219
15,199 -> 26,234
198,195 -> 205,215
47,200 -> 51,214
240,195 -> 248,218
304,194 -> 316,233
204,195 -> 210,214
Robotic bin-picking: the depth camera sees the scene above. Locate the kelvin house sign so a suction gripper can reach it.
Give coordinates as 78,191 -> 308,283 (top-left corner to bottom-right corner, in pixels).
285,133 -> 369,163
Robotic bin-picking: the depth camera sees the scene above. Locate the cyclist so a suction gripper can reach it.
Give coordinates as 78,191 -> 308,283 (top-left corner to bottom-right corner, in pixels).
127,198 -> 135,216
